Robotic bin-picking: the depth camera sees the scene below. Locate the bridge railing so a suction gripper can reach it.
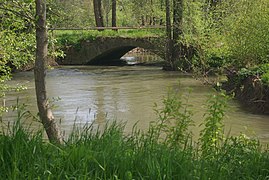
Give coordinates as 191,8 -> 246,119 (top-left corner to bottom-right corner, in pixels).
48,26 -> 166,31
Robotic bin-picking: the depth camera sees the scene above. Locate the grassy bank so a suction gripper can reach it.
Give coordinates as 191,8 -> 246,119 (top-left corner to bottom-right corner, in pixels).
1,93 -> 269,179
52,29 -> 165,49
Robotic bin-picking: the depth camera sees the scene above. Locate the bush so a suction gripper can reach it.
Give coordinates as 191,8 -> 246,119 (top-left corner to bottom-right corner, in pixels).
181,0 -> 269,71
238,64 -> 269,85
224,0 -> 269,67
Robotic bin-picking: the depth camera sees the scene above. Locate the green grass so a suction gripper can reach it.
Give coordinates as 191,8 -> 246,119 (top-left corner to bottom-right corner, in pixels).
0,92 -> 269,179
52,29 -> 165,38
51,29 -> 165,50
1,119 -> 268,179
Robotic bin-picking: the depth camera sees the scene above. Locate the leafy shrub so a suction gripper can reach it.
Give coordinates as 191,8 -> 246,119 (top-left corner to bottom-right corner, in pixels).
261,72 -> 269,84
199,93 -> 228,157
181,0 -> 269,71
221,0 -> 269,67
237,64 -> 269,84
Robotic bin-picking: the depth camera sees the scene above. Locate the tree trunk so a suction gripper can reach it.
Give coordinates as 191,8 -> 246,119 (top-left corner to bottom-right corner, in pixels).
35,0 -> 62,144
165,0 -> 174,70
93,0 -> 104,29
171,0 -> 183,70
141,15 -> 145,26
112,0 -> 117,31
173,0 -> 183,41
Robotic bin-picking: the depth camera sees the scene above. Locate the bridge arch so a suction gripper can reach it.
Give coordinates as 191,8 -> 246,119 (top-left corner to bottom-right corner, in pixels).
57,37 -> 165,65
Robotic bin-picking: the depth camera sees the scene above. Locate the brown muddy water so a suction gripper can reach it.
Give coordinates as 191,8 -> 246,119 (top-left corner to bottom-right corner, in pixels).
1,64 -> 269,143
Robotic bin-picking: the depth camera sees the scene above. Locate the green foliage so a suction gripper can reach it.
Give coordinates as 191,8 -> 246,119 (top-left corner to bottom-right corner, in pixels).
153,88 -> 193,147
237,64 -> 269,84
50,0 -> 95,28
0,1 -> 64,116
129,0 -> 165,26
51,0 -> 165,28
223,0 -> 269,67
0,1 -> 36,69
177,0 -> 229,71
0,1 -> 36,118
179,0 -> 269,71
261,72 -> 269,84
0,30 -> 35,68
215,134 -> 266,178
199,93 -> 228,157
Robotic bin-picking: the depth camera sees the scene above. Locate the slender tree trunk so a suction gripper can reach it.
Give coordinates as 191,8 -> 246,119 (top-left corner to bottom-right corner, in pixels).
165,0 -> 174,70
173,0 -> 183,41
105,12 -> 109,26
35,0 -> 62,144
166,0 -> 172,47
171,0 -> 183,70
141,15 -> 145,26
93,0 -> 104,29
112,0 -> 117,31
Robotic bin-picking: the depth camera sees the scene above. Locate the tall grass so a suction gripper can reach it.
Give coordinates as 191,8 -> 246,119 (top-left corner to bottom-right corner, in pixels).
0,92 -> 269,179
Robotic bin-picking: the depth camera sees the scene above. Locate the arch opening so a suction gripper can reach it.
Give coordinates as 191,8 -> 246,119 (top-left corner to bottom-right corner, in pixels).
87,46 -> 164,66
121,47 -> 164,66
87,46 -> 136,65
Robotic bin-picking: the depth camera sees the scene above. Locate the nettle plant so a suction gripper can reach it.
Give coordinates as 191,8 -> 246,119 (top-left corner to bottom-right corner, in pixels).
152,88 -> 194,148
199,92 -> 228,158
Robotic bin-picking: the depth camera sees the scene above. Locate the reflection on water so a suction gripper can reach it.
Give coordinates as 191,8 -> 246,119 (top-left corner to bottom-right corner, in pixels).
2,65 -> 269,143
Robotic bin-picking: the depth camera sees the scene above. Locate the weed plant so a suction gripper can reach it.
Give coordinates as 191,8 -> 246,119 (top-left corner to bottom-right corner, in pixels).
0,92 -> 269,179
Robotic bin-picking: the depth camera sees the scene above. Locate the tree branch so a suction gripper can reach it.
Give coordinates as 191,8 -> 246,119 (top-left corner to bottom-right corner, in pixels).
0,3 -> 35,21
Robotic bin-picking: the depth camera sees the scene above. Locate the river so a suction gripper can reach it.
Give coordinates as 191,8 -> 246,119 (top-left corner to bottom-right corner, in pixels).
1,57 -> 269,143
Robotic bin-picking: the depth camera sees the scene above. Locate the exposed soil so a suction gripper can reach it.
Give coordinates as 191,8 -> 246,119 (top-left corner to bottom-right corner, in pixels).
222,71 -> 269,114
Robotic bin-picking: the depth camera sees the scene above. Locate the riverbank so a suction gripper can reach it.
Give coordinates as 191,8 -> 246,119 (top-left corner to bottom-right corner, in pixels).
221,65 -> 269,114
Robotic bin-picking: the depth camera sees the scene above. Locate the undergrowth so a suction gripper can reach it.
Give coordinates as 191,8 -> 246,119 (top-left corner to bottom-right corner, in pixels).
238,63 -> 269,85
0,91 -> 268,179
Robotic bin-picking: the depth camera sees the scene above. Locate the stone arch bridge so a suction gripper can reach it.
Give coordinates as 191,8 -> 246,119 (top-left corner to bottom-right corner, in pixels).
57,36 -> 166,65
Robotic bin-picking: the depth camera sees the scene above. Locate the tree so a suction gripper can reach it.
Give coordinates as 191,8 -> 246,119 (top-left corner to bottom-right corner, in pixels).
128,0 -> 165,26
164,0 -> 184,70
93,0 -> 104,29
35,0 -> 62,144
172,0 -> 183,41
164,0 -> 173,70
52,0 -> 95,28
0,1 -> 35,112
112,0 -> 117,30
221,0 -> 269,67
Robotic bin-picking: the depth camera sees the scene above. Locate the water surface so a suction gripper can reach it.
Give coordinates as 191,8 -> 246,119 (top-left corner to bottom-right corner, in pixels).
2,65 -> 269,143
